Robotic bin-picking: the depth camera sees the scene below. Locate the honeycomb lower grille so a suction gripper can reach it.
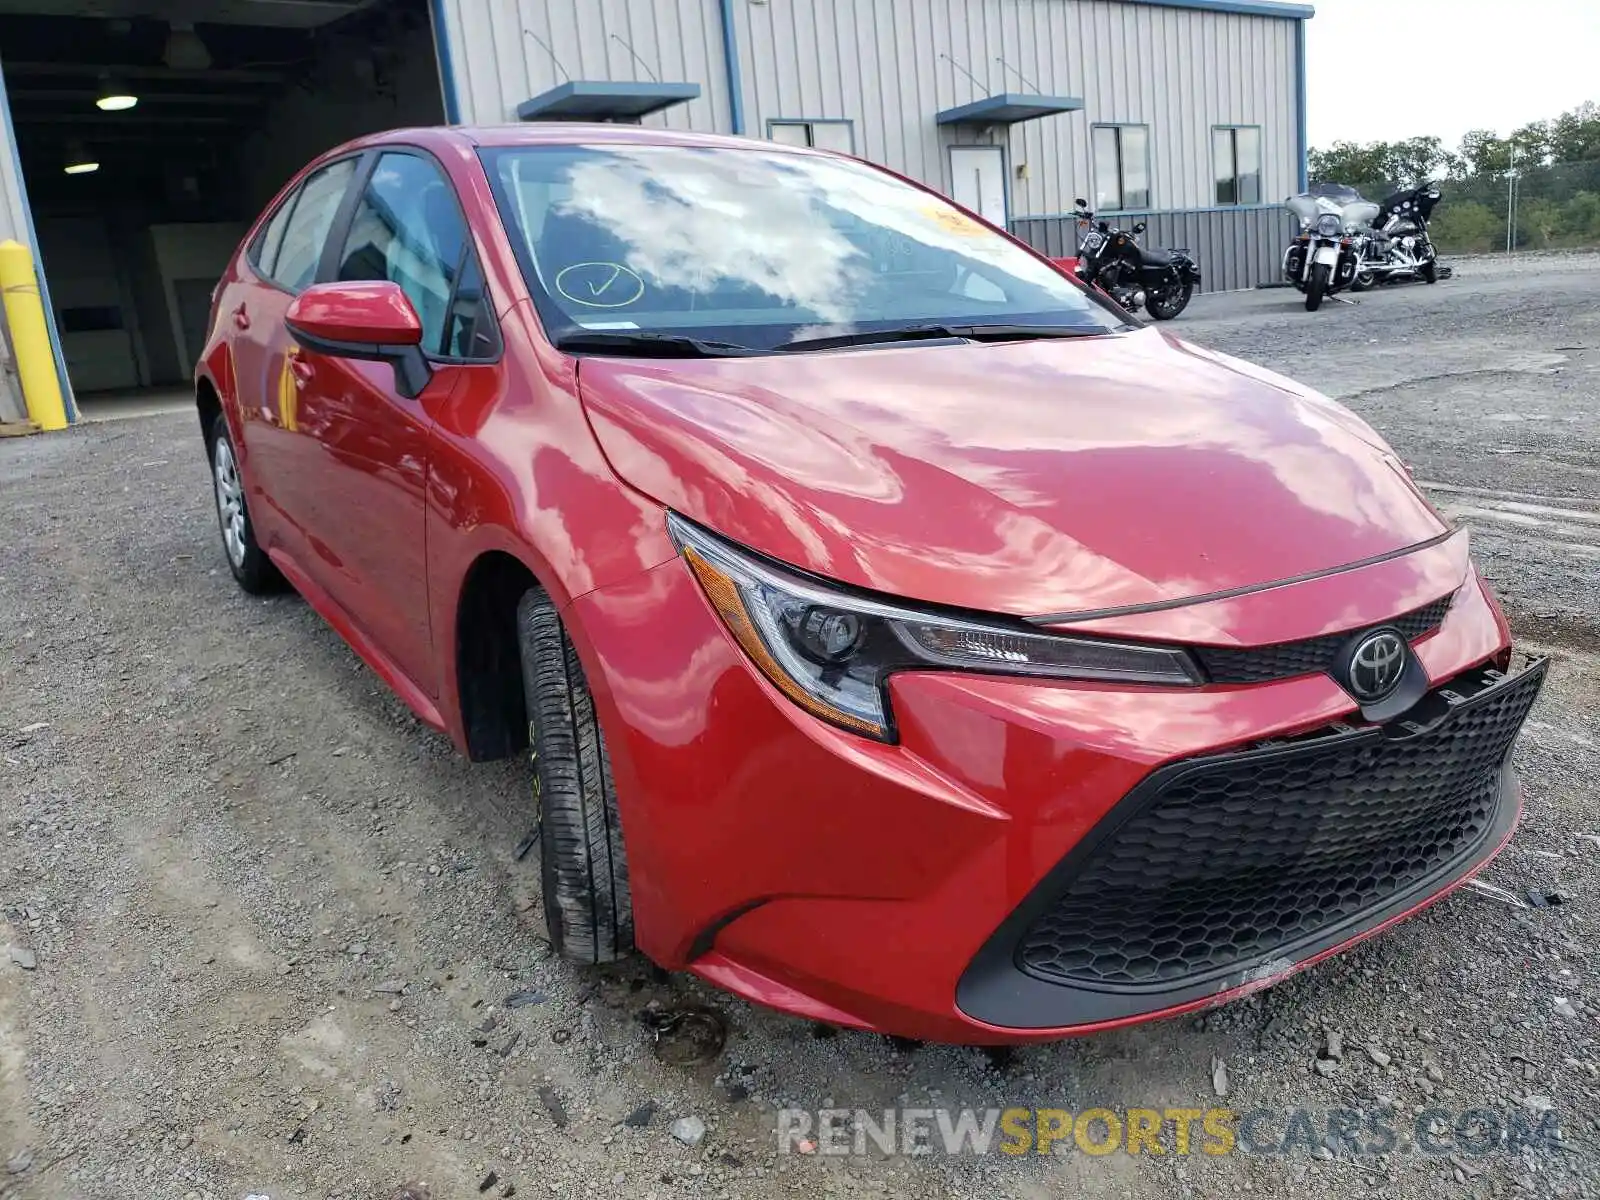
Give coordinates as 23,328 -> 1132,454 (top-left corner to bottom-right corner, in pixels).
1193,595 -> 1453,685
1017,661 -> 1543,990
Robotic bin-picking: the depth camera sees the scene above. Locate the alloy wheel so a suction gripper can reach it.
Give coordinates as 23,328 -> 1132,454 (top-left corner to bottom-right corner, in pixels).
213,436 -> 247,568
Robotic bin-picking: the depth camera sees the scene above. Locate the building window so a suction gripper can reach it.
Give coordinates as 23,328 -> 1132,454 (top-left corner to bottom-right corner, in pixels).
1214,126 -> 1262,205
767,120 -> 855,154
1091,124 -> 1151,212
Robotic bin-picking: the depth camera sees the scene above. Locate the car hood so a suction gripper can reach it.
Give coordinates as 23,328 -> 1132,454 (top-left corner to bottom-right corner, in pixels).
576,327 -> 1447,620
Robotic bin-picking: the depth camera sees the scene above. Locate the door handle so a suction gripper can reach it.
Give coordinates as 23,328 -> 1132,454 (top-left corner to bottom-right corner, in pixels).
288,356 -> 314,386
231,303 -> 250,331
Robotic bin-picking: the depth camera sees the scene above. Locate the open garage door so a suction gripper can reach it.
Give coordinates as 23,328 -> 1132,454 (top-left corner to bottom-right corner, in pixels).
0,0 -> 447,415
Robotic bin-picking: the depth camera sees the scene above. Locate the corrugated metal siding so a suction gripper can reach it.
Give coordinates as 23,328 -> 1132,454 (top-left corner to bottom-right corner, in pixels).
1011,204 -> 1296,291
439,0 -> 732,131
438,1 -> 1300,217
0,60 -> 29,248
730,0 -> 1298,214
0,147 -> 24,247
0,53 -> 39,422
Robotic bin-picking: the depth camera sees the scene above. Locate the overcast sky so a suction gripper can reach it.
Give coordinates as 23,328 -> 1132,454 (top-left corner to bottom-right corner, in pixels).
1305,0 -> 1599,151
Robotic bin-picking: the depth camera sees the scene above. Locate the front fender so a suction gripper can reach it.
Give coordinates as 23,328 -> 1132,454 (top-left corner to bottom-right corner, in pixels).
422,324 -> 674,751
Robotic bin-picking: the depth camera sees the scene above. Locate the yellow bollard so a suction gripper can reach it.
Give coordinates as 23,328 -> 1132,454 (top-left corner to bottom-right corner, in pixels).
0,239 -> 68,431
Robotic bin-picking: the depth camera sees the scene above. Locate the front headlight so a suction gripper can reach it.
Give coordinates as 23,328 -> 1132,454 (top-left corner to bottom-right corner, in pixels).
669,514 -> 1201,742
1316,213 -> 1343,237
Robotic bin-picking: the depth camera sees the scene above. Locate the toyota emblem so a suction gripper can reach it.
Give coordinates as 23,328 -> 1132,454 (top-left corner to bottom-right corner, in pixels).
1347,630 -> 1408,702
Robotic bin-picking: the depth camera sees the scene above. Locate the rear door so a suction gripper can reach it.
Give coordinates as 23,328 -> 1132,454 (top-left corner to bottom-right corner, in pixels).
233,156 -> 361,544
281,149 -> 500,694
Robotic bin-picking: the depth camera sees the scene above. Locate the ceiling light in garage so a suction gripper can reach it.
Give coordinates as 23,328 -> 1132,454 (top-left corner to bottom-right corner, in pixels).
96,77 -> 138,112
163,21 -> 212,72
64,141 -> 99,175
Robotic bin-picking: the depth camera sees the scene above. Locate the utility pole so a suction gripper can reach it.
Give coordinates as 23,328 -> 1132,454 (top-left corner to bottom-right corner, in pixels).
1506,142 -> 1518,254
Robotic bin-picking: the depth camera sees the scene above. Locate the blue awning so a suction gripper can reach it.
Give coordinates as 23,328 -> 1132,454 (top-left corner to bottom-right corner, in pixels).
936,93 -> 1085,126
516,81 -> 701,122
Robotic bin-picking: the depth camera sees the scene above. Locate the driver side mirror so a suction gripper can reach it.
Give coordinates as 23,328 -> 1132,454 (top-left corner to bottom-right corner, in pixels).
285,281 -> 433,399
1133,222 -> 1148,235
1073,198 -> 1089,209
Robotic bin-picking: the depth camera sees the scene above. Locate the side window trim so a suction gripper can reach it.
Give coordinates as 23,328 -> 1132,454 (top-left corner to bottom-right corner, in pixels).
315,149 -> 379,288
335,144 -> 503,365
437,246 -> 503,364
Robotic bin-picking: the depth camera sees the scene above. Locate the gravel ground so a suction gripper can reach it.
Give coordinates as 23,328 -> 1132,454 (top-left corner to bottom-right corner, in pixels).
2,252 -> 1598,1200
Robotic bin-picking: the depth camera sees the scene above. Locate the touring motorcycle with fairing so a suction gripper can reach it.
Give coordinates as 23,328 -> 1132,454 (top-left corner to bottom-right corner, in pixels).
1282,183 -> 1381,311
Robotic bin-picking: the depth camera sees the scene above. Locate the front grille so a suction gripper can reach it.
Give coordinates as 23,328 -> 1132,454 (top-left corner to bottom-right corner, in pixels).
1193,595 -> 1453,685
1017,661 -> 1543,990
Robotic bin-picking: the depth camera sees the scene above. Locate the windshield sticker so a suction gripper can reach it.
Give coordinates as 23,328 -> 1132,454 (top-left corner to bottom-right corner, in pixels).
923,205 -> 986,237
555,262 -> 646,308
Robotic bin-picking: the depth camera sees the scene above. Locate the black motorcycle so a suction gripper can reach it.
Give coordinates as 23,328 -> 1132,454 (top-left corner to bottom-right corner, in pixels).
1352,182 -> 1443,289
1070,200 -> 1201,320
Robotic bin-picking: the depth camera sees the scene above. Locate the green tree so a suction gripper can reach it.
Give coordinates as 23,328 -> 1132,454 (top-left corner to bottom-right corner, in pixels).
1459,129 -> 1512,176
1308,137 -> 1457,193
1550,102 -> 1600,164
1509,120 -> 1554,168
1515,197 -> 1564,248
1389,135 -> 1458,184
1561,191 -> 1600,242
1429,200 -> 1502,253
1308,140 -> 1393,188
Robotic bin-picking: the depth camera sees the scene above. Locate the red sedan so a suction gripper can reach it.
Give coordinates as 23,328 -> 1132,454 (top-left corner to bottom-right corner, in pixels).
197,123 -> 1544,1044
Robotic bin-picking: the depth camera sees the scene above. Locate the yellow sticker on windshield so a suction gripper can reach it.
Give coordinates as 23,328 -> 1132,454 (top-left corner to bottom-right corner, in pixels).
924,205 -> 986,237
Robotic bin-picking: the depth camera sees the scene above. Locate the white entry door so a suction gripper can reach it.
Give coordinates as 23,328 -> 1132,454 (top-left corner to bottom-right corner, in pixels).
949,145 -> 1007,227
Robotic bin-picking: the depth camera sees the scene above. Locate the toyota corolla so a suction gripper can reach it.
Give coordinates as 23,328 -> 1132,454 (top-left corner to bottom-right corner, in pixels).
196,124 -> 1544,1043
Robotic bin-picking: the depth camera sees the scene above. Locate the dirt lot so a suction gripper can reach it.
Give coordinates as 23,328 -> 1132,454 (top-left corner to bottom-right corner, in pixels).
3,253 -> 1599,1200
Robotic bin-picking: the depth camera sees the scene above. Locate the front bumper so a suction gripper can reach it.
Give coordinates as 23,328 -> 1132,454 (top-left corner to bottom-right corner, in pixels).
569,548 -> 1541,1044
957,656 -> 1544,1029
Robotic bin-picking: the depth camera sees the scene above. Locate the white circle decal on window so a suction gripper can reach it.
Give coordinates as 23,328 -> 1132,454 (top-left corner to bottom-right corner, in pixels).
554,262 -> 646,308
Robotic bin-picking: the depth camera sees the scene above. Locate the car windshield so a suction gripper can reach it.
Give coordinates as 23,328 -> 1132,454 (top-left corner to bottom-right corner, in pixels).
481,143 -> 1123,352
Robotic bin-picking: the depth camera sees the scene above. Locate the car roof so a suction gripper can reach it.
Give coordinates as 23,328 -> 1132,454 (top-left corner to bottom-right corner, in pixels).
340,122 -> 808,155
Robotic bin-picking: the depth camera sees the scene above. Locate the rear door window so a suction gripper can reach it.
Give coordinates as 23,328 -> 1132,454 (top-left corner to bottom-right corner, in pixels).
269,158 -> 358,292
252,194 -> 295,279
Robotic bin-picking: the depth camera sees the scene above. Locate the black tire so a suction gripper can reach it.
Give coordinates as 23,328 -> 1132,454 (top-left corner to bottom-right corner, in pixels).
1420,259 -> 1438,284
1146,281 -> 1193,320
517,590 -> 633,963
1351,269 -> 1376,292
207,416 -> 282,594
1305,262 -> 1330,312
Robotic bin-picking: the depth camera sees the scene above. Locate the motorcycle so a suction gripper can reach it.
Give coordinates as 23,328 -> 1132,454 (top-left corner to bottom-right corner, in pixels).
1065,200 -> 1201,320
1282,183 -> 1379,312
1351,182 -> 1443,289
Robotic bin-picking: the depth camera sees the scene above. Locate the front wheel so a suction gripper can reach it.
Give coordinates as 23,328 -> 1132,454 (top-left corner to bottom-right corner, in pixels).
517,590 -> 634,964
1420,259 -> 1438,284
1305,262 -> 1331,312
1146,281 -> 1193,320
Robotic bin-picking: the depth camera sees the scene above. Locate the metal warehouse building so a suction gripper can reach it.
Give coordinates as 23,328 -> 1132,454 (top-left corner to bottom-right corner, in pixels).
0,0 -> 1310,422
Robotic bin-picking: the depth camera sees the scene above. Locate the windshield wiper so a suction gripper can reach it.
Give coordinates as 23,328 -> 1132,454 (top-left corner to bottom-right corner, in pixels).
554,331 -> 759,358
777,323 -> 1110,353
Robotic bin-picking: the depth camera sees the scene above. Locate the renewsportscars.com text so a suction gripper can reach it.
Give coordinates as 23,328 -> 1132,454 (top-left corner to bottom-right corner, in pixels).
776,1105 -> 1562,1158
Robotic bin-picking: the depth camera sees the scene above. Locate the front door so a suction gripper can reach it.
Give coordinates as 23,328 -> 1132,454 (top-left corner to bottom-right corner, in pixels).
241,155 -> 361,551
282,149 -> 480,696
949,145 -> 1008,228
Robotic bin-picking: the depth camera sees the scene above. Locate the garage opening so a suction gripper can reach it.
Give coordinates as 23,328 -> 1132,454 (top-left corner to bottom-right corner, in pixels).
0,0 -> 446,414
